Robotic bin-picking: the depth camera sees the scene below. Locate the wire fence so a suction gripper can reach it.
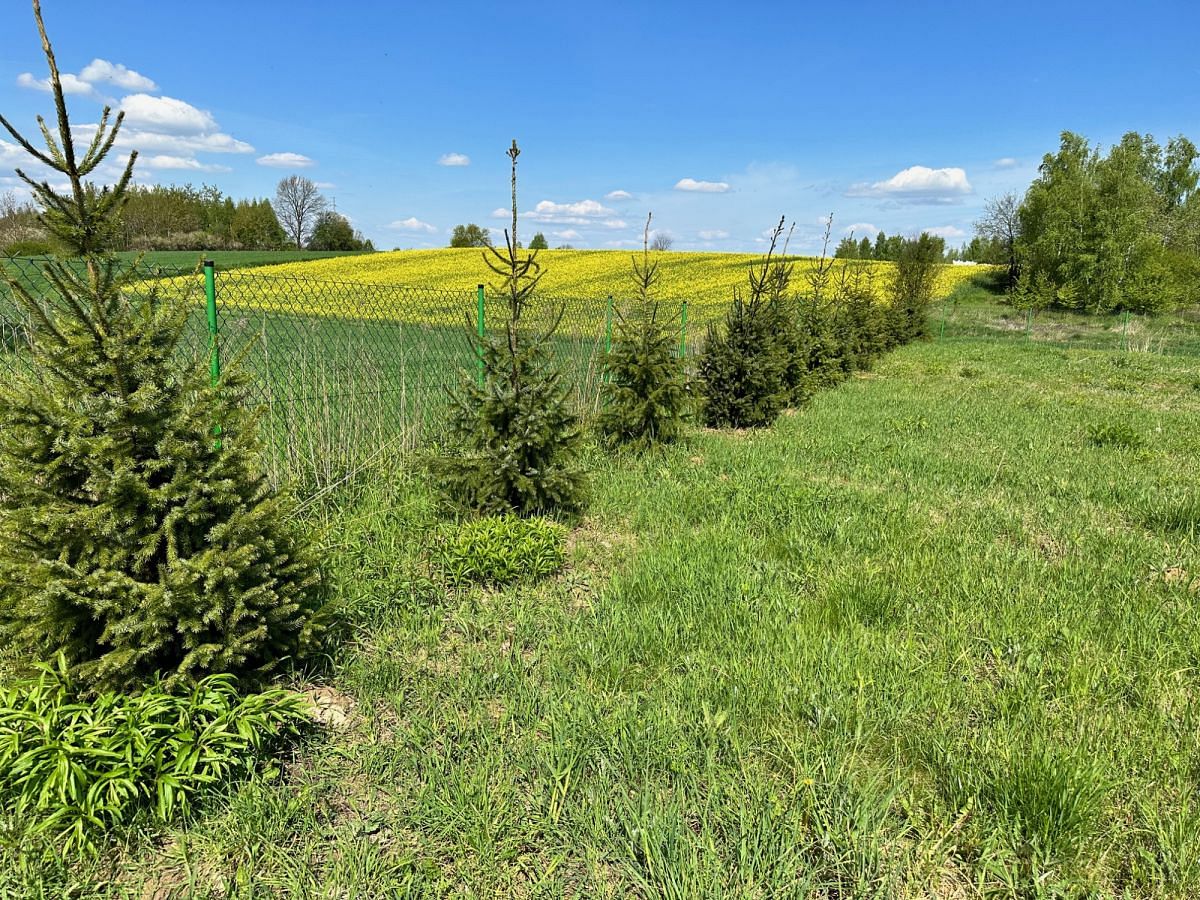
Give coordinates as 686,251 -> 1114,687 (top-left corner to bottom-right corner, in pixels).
0,256 -> 695,493
3,256 -> 1198,497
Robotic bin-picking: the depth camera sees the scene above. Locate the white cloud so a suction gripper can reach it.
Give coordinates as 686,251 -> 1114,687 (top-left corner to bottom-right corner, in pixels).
0,140 -> 23,165
927,225 -> 967,240
437,152 -> 470,167
492,200 -> 624,229
79,59 -> 157,92
847,165 -> 972,203
698,229 -> 729,240
257,151 -> 315,168
674,177 -> 730,193
530,199 -> 616,219
119,94 -> 217,134
554,229 -> 582,240
17,72 -> 94,95
111,128 -> 254,155
314,181 -> 336,190
843,222 -> 880,238
604,189 -> 632,201
390,217 -> 437,233
141,154 -> 231,173
994,157 -> 1019,169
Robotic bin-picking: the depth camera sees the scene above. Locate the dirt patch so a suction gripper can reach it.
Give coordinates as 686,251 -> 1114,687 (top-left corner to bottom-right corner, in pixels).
301,685 -> 359,731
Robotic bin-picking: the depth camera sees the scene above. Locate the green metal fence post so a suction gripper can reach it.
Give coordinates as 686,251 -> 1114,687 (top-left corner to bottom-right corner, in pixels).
939,300 -> 948,340
476,284 -> 486,387
1121,309 -> 1130,351
679,300 -> 688,359
603,294 -> 614,383
203,259 -> 222,444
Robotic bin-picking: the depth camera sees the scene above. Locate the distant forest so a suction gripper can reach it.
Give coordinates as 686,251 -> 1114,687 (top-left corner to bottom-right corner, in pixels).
0,182 -> 374,255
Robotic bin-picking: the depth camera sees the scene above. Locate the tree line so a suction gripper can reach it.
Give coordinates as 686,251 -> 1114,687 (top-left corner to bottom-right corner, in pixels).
1,175 -> 374,256
971,131 -> 1200,313
834,229 -> 954,262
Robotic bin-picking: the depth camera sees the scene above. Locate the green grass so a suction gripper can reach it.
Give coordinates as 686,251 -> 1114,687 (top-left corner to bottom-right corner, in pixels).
9,294 -> 1199,897
113,249 -> 373,271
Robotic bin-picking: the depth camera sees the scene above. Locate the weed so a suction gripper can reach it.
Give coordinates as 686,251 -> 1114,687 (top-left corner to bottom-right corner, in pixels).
430,515 -> 566,586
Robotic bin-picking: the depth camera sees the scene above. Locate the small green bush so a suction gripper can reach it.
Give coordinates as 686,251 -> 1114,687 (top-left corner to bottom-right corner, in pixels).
0,239 -> 56,257
431,515 -> 566,585
1086,421 -> 1144,449
699,221 -> 796,428
597,217 -> 690,450
0,657 -> 308,858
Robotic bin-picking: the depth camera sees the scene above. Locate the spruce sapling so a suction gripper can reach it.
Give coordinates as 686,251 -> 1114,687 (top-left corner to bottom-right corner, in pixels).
596,212 -> 690,449
0,1 -> 326,691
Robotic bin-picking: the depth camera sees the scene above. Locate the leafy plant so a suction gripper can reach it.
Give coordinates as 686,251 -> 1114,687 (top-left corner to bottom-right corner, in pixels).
0,3 -> 327,691
0,655 -> 308,858
598,213 -> 690,449
436,141 -> 586,515
888,233 -> 942,343
430,515 -> 566,585
1086,421 -> 1144,449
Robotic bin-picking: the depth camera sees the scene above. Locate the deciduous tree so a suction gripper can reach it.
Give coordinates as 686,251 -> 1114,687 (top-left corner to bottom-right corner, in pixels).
273,175 -> 327,250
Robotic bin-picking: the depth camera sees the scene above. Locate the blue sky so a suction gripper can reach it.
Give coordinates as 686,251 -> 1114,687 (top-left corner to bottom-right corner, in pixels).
2,0 -> 1198,253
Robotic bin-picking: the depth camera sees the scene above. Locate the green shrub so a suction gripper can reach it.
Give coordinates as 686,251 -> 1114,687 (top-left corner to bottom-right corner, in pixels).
1086,421 -> 1144,449
598,218 -> 690,449
599,304 -> 690,448
0,656 -> 308,858
0,14 -> 327,692
436,142 -> 585,516
889,234 -> 942,342
698,220 -> 794,428
437,335 -> 586,515
0,239 -> 56,257
431,515 -> 566,585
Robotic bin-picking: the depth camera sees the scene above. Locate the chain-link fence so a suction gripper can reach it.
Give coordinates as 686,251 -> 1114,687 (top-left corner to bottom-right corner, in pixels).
0,256 -> 694,494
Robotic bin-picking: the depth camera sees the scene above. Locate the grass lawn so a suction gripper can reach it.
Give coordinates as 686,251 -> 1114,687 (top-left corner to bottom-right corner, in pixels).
113,249 -> 374,271
9,295 -> 1200,897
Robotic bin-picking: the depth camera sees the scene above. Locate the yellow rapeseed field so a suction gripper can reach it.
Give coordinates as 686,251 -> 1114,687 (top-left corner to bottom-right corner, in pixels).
236,249 -> 989,328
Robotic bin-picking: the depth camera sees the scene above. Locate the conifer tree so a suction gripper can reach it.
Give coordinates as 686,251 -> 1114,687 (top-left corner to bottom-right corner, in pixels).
0,1 -> 325,691
697,217 -> 795,428
436,141 -> 585,515
596,213 -> 690,449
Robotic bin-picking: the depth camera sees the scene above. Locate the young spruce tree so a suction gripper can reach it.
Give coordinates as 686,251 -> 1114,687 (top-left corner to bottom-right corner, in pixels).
0,1 -> 324,692
596,213 -> 689,449
436,141 -> 585,515
698,217 -> 795,428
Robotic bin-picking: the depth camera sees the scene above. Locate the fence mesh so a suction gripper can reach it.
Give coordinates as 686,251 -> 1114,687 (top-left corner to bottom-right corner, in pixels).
0,256 -> 693,493
4,255 -> 1197,497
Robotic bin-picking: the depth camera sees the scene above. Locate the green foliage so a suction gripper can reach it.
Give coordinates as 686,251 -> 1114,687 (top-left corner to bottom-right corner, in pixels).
119,186 -> 288,252
449,223 -> 492,248
0,271 -> 328,690
0,656 -> 307,858
0,238 -> 55,256
0,7 -> 327,691
1086,421 -> 1144,449
307,211 -> 371,251
437,141 -> 586,516
888,233 -> 942,342
598,214 -> 690,449
1017,130 -> 1200,313
437,335 -> 585,515
528,232 -> 549,250
430,515 -> 565,585
599,306 -> 690,448
698,219 -> 794,428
